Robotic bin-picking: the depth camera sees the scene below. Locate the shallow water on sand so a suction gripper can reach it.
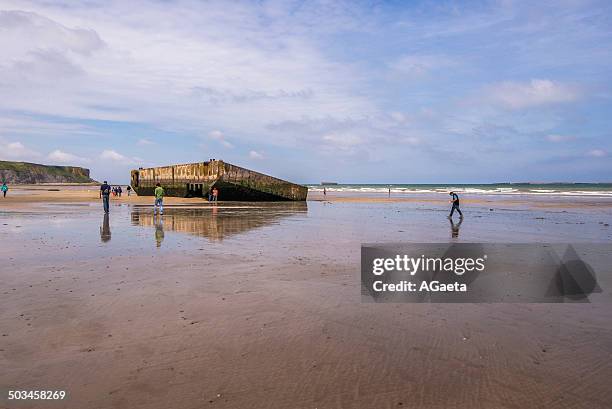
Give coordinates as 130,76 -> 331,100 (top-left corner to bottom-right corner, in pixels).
1,199 -> 611,289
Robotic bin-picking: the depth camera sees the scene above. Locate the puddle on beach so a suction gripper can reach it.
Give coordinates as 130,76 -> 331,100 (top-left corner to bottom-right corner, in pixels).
0,202 -> 310,262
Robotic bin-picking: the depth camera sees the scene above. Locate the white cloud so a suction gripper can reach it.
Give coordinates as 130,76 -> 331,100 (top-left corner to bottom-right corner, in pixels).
401,136 -> 420,145
390,112 -> 407,123
0,140 -> 41,161
587,149 -> 607,157
48,149 -> 89,164
137,138 -> 155,146
0,3 -> 374,143
266,114 -> 426,156
248,150 -> 264,159
486,79 -> 579,109
0,116 -> 99,138
546,134 -> 576,143
209,130 -> 224,140
0,10 -> 104,56
208,130 -> 234,149
100,149 -> 132,162
321,133 -> 365,152
389,54 -> 454,77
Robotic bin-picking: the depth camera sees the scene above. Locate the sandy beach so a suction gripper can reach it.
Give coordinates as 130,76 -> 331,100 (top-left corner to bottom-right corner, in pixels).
1,186 -> 612,408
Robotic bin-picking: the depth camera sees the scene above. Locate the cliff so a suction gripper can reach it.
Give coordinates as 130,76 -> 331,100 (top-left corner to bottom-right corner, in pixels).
0,161 -> 96,184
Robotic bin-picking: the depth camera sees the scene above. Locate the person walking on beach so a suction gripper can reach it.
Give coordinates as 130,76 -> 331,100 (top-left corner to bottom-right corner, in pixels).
117,186 -> 122,197
323,187 -> 326,197
126,185 -> 132,196
1,182 -> 8,198
100,181 -> 111,213
212,187 -> 219,202
448,191 -> 463,218
154,183 -> 164,215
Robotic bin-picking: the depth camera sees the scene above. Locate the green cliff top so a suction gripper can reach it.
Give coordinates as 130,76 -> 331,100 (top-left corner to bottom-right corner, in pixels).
0,160 -> 97,184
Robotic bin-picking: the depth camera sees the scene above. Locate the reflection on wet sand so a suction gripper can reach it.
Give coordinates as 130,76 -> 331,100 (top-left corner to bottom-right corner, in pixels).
154,214 -> 164,247
449,217 -> 463,238
100,213 -> 111,242
130,203 -> 307,241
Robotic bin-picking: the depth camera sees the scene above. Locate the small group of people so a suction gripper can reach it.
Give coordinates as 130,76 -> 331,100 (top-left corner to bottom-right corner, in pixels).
1,182 -> 7,197
107,185 -> 134,197
100,181 -> 218,215
111,186 -> 122,196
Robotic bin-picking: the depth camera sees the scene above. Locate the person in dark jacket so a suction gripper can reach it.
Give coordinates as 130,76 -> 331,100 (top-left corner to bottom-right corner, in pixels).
448,191 -> 463,219
100,181 -> 111,213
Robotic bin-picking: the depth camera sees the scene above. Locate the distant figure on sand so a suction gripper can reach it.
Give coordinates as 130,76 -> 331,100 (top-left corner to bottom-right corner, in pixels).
1,182 -> 7,198
154,183 -> 164,215
388,187 -> 391,197
117,186 -> 122,197
100,181 -> 111,213
323,187 -> 326,197
212,187 -> 219,202
126,185 -> 132,196
448,191 -> 463,218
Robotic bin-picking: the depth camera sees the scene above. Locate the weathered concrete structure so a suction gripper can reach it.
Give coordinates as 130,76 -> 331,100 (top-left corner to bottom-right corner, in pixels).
131,160 -> 307,201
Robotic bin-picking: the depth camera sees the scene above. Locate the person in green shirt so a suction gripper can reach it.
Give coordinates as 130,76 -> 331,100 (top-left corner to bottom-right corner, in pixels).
154,183 -> 164,215
1,182 -> 7,198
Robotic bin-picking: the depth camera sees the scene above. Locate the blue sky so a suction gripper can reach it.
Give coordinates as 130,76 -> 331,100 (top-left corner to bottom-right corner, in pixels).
0,0 -> 611,184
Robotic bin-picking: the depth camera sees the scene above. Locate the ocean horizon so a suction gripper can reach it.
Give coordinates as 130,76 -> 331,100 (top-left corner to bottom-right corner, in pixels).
306,182 -> 612,197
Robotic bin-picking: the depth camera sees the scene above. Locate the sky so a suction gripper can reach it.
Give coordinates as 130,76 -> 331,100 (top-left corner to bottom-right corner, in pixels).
0,0 -> 611,184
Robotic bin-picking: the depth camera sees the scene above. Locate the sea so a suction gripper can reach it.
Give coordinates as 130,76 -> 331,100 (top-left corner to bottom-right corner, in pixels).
10,182 -> 612,198
305,183 -> 612,197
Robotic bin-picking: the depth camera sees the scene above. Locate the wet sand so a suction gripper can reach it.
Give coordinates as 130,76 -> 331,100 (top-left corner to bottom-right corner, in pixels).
1,187 -> 612,408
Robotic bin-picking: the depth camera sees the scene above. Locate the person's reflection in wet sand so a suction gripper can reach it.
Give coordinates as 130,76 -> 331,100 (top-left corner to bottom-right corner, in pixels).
130,202 -> 307,242
100,213 -> 111,242
449,216 -> 463,239
154,214 -> 165,247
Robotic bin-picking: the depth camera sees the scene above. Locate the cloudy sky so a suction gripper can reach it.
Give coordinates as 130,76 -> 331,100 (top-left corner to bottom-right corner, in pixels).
0,0 -> 611,183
